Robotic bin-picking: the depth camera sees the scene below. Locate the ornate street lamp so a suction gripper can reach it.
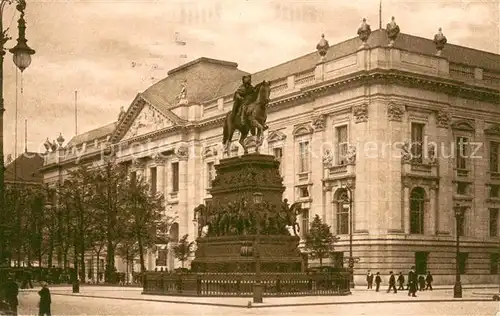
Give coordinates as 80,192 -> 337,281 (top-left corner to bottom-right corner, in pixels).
0,0 -> 35,269
454,206 -> 465,298
341,184 -> 357,289
9,0 -> 35,72
253,192 -> 263,304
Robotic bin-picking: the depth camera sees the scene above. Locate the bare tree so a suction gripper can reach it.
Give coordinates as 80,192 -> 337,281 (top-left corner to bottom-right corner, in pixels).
122,175 -> 173,272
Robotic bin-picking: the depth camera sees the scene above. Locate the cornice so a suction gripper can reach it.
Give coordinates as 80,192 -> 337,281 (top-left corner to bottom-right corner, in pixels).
43,68 -> 499,171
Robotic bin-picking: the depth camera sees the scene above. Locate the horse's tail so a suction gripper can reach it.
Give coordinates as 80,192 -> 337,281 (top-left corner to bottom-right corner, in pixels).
222,113 -> 229,145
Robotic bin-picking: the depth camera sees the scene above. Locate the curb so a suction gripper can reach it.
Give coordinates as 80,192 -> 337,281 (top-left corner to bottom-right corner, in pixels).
355,286 -> 499,292
51,293 -> 243,308
49,293 -> 493,309
249,298 -> 493,308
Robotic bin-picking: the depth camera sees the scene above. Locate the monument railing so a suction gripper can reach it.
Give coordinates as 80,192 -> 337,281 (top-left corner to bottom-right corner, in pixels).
142,271 -> 351,297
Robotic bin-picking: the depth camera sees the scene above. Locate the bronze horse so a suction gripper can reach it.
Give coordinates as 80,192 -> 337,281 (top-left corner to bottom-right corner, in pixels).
222,80 -> 271,155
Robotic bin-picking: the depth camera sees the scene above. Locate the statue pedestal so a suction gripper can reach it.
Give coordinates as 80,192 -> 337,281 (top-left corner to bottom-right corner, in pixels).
191,235 -> 302,273
191,154 -> 304,273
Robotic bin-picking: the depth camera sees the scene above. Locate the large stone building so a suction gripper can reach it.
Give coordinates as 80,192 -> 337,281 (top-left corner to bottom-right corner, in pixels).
41,27 -> 500,284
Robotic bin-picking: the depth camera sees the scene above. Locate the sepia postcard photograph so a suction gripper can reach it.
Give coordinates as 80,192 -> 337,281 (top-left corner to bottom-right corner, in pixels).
0,0 -> 499,315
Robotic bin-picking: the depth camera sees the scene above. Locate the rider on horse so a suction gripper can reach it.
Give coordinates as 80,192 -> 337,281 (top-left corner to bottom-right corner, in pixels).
231,75 -> 255,125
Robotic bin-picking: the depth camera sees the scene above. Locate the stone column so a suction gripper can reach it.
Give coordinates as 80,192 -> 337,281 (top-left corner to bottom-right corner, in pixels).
186,141 -> 202,242
177,157 -> 189,239
403,183 -> 410,234
323,187 -> 333,226
153,155 -> 166,196
435,109 -> 452,235
311,114 -> 327,218
428,184 -> 437,235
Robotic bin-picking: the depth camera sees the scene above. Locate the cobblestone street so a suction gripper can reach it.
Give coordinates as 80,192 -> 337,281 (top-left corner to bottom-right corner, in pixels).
15,286 -> 500,315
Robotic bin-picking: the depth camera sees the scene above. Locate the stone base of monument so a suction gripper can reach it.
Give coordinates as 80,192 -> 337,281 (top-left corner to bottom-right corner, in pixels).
142,153 -> 352,297
190,235 -> 303,273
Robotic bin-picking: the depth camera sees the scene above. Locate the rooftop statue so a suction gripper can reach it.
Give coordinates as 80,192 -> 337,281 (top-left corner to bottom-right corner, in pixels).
386,16 -> 400,46
433,27 -> 447,56
316,34 -> 329,61
357,18 -> 371,48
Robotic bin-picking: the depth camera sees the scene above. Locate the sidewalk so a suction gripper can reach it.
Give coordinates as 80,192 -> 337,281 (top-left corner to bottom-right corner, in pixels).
20,285 -> 498,308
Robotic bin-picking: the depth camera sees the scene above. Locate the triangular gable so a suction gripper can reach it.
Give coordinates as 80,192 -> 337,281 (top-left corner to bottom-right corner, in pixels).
111,94 -> 178,142
485,125 -> 500,136
451,119 -> 475,131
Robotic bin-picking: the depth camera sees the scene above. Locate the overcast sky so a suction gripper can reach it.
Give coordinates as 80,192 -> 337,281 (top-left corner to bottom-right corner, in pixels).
2,0 -> 499,157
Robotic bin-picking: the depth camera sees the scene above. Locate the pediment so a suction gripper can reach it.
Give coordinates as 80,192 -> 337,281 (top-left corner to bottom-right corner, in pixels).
268,130 -> 287,143
121,101 -> 175,141
293,123 -> 314,137
451,120 -> 475,131
485,125 -> 500,136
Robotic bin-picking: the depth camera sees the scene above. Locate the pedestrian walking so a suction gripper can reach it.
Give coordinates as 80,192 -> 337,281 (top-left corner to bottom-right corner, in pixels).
366,270 -> 374,289
425,271 -> 434,290
418,275 -> 426,291
38,281 -> 51,316
4,275 -> 19,316
397,272 -> 405,290
375,272 -> 382,292
387,271 -> 397,293
407,266 -> 417,297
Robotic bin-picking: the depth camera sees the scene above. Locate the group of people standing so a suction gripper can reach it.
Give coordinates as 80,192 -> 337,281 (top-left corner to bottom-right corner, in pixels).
366,267 -> 434,296
1,274 -> 52,316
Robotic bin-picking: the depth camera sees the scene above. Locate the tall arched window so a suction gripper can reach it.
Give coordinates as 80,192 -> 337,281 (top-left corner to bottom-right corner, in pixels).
336,189 -> 350,235
170,223 -> 179,242
410,187 -> 425,234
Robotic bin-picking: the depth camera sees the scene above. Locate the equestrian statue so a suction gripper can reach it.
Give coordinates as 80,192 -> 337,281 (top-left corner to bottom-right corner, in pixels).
222,75 -> 271,155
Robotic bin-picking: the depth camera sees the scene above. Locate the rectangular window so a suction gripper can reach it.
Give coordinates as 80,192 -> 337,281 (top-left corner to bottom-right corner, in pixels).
150,167 -> 157,193
273,147 -> 283,174
301,209 -> 309,237
458,211 -> 465,237
490,208 -> 499,237
411,123 -> 424,163
458,252 -> 468,274
156,249 -> 168,267
456,182 -> 468,195
456,137 -> 469,169
130,171 -> 137,188
171,162 -> 179,193
336,125 -> 348,165
491,185 -> 500,198
491,142 -> 499,173
415,252 -> 428,275
491,253 -> 499,275
337,205 -> 349,235
299,186 -> 309,198
206,162 -> 215,188
299,141 -> 310,173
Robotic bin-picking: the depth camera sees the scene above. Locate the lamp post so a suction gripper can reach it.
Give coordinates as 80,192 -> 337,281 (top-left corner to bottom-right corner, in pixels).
253,192 -> 263,304
341,184 -> 356,289
453,206 -> 465,298
0,0 -> 35,268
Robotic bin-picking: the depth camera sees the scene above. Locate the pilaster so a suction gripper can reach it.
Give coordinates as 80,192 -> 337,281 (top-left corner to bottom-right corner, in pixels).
429,184 -> 437,235
403,182 -> 410,234
311,114 -> 326,218
175,144 -> 190,242
436,109 -> 452,235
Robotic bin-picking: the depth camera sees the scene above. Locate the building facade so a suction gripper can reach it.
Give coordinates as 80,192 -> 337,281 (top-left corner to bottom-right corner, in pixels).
41,29 -> 500,284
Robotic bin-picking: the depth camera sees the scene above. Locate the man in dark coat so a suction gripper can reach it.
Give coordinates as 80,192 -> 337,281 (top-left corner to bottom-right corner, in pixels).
374,272 -> 382,292
397,272 -> 405,290
232,75 -> 255,124
425,271 -> 434,290
387,271 -> 397,293
407,266 -> 417,297
4,275 -> 19,316
366,270 -> 374,289
38,281 -> 51,316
